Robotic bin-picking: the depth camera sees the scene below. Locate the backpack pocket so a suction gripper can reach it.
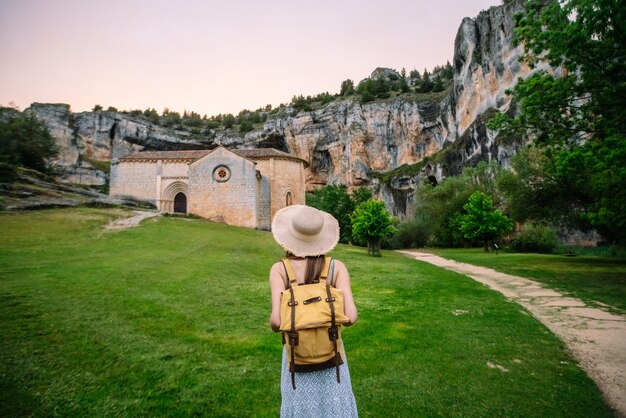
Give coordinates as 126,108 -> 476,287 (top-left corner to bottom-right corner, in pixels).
285,327 -> 344,368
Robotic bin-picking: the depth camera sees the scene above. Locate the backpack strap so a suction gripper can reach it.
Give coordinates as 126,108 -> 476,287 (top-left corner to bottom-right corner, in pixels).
319,256 -> 332,282
323,257 -> 341,383
282,259 -> 299,390
281,259 -> 299,289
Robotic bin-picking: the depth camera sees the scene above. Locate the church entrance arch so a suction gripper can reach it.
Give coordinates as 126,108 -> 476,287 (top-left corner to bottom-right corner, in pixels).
161,181 -> 189,214
174,192 -> 187,213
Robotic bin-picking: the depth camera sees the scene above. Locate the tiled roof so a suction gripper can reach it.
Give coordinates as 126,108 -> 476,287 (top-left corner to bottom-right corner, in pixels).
118,147 -> 308,166
232,148 -> 309,166
119,150 -> 211,160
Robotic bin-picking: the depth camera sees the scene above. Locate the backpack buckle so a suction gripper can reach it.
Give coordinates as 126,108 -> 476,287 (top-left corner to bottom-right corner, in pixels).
328,326 -> 339,341
288,300 -> 298,307
303,296 -> 322,305
325,297 -> 336,303
288,331 -> 299,346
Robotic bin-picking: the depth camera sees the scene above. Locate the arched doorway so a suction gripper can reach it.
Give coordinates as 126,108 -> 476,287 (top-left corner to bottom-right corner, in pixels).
174,192 -> 187,213
286,190 -> 293,206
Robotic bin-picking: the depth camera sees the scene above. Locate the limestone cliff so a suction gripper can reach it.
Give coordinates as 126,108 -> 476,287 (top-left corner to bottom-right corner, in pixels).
27,0 -> 540,218
24,103 -> 212,185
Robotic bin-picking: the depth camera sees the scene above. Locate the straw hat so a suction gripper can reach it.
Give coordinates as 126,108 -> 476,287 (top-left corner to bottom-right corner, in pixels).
271,205 -> 340,257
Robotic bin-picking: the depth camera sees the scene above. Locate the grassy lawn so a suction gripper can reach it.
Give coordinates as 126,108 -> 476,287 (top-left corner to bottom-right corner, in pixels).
0,208 -> 617,417
424,248 -> 626,313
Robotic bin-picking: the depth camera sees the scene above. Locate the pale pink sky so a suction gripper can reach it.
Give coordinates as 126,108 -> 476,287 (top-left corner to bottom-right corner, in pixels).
0,0 -> 500,117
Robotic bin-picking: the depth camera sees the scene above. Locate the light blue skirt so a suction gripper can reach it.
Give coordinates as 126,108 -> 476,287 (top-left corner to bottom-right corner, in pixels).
280,343 -> 358,418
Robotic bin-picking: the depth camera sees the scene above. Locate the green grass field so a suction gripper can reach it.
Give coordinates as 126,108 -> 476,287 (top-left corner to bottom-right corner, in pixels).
424,248 -> 626,313
0,208 -> 617,417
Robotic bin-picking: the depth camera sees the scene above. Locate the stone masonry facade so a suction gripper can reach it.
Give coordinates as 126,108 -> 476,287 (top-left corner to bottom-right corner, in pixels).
109,147 -> 307,229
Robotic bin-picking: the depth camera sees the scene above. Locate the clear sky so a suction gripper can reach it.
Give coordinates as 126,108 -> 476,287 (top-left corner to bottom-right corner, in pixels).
0,0 -> 500,117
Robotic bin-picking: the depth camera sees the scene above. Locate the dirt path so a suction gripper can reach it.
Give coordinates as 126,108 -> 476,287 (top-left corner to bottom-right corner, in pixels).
397,250 -> 626,417
104,210 -> 160,230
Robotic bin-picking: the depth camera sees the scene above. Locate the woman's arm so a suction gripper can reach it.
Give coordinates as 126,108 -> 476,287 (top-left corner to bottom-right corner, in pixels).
333,260 -> 358,326
268,262 -> 285,332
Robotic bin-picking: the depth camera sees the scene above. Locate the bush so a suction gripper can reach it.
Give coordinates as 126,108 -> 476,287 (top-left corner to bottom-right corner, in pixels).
512,224 -> 559,253
0,112 -> 58,175
389,218 -> 430,249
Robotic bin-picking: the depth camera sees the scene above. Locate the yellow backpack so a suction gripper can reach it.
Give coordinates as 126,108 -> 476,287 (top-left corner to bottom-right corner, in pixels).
279,257 -> 350,389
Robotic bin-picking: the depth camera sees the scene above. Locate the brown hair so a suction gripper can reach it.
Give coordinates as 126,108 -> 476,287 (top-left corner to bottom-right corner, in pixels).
286,253 -> 326,284
304,255 -> 325,284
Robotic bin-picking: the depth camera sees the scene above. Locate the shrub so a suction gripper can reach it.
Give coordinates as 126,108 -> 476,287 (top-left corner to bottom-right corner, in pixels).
389,218 -> 430,249
239,120 -> 254,134
0,112 -> 58,175
512,223 -> 559,253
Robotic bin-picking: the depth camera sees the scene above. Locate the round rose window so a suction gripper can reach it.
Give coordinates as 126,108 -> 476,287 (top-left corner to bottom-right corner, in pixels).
213,165 -> 231,182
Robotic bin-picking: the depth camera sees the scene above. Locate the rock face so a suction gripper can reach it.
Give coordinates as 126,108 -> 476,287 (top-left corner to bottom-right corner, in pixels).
25,103 -> 209,185
29,0 -> 541,218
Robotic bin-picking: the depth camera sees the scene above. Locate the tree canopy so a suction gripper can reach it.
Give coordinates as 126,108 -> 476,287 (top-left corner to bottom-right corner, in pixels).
490,0 -> 626,243
306,185 -> 371,244
0,109 -> 58,179
453,191 -> 513,251
351,200 -> 395,256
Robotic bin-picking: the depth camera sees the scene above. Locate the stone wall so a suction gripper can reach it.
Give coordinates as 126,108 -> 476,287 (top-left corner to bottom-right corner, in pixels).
254,158 -> 306,220
188,147 -> 258,228
257,175 -> 271,231
109,160 -> 157,203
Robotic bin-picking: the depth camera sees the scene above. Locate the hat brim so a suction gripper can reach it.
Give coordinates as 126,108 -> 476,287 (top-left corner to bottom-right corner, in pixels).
271,205 -> 340,257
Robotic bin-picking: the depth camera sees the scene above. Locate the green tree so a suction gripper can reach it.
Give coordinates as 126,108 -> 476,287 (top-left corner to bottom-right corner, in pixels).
489,0 -> 626,243
496,146 -> 589,228
397,76 -> 410,93
249,111 -> 261,124
143,108 -> 160,124
443,61 -> 454,79
412,161 -> 502,247
454,191 -> 513,252
419,69 -> 433,92
357,78 -> 391,101
92,104 -> 103,112
340,79 -> 355,96
0,110 -> 58,178
291,95 -> 312,112
239,120 -> 253,134
183,111 -> 203,128
432,76 -> 444,92
162,109 -> 181,127
306,185 -> 371,244
222,113 -> 236,129
351,200 -> 395,256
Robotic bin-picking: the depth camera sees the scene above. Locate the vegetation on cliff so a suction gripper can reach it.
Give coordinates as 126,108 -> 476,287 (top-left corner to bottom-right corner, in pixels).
391,0 -> 625,250
490,0 -> 626,244
85,62 -> 455,138
0,108 -> 58,181
306,185 -> 371,244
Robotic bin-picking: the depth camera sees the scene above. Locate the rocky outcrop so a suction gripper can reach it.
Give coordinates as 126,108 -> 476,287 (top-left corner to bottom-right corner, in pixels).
245,96 -> 452,189
28,0 -> 541,218
25,103 -> 212,185
243,0 -> 538,217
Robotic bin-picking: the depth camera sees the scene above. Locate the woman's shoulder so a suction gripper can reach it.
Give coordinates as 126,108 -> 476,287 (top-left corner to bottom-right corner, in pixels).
270,260 -> 286,274
330,258 -> 347,269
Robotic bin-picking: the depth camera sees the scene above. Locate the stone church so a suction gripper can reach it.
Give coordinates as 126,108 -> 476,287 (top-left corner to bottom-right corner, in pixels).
109,147 -> 307,229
